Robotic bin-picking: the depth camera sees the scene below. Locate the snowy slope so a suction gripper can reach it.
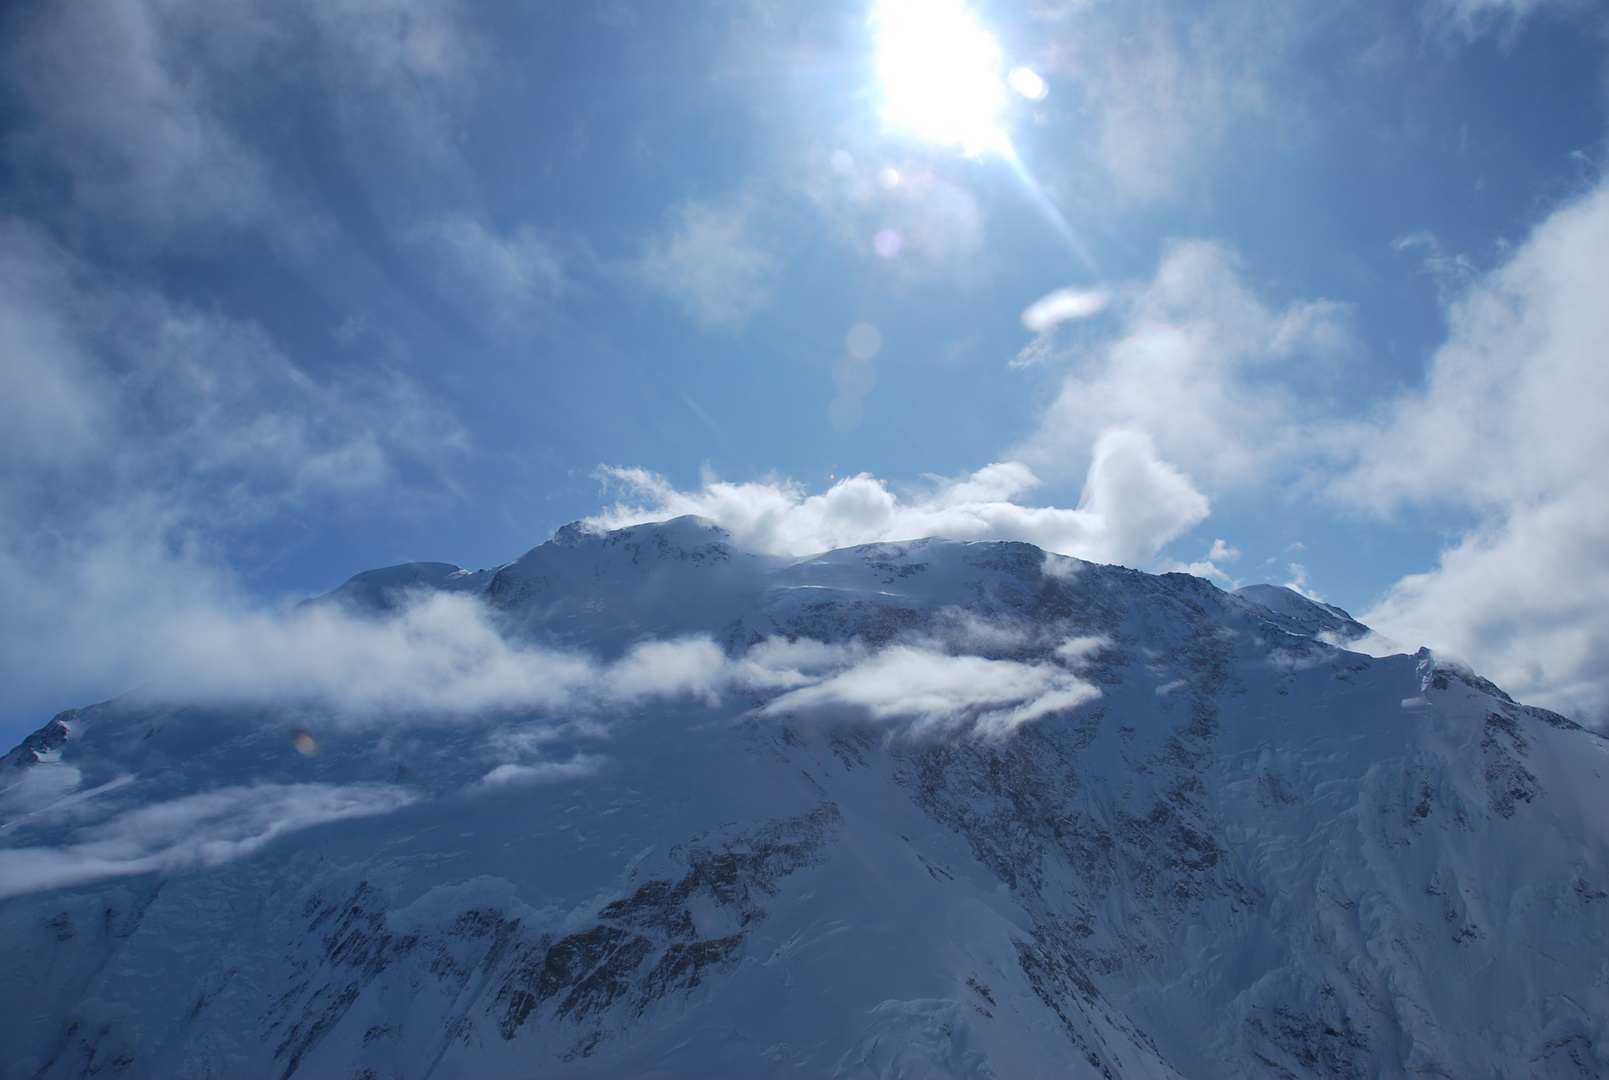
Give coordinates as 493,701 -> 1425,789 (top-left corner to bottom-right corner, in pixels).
3,517 -> 1607,1079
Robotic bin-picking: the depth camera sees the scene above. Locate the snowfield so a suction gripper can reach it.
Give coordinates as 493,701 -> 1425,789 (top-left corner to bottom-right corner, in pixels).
3,516 -> 1607,1078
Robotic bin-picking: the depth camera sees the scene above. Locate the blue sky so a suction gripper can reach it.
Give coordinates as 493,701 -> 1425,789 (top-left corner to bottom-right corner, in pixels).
1,0 -> 1606,742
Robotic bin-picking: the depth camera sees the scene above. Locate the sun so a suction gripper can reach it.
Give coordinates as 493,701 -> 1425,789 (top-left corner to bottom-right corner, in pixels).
873,0 -> 1011,155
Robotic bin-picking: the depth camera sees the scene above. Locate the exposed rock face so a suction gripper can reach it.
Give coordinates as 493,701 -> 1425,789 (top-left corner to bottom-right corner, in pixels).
5,710 -> 75,769
2,517 -> 1606,1078
252,804 -> 841,1079
489,803 -> 841,1054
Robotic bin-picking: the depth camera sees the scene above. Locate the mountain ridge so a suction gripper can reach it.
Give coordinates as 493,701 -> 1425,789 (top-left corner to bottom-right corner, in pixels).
2,517 -> 1605,1078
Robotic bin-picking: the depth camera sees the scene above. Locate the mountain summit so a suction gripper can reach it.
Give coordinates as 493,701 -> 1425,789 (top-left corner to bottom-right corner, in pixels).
3,518 -> 1606,1078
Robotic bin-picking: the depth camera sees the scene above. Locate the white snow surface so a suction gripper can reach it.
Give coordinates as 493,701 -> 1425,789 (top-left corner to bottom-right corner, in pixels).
2,516 -> 1607,1079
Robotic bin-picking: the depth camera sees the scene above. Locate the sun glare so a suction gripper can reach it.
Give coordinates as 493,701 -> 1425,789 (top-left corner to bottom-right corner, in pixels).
1008,66 -> 1048,101
873,0 -> 1010,155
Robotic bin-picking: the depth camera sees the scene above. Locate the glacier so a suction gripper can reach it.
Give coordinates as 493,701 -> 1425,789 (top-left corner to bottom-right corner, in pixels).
2,516 -> 1607,1078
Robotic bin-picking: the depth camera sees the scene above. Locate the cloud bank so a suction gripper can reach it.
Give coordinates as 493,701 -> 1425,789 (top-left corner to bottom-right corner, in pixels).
1004,179 -> 1609,724
117,597 -> 843,722
1338,182 -> 1609,723
0,598 -> 1109,898
589,427 -> 1208,567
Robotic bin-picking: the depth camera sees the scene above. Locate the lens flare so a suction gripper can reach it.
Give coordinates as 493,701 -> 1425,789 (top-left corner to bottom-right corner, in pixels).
1007,66 -> 1048,101
873,0 -> 1009,155
828,395 -> 865,432
833,357 -> 878,397
846,322 -> 882,359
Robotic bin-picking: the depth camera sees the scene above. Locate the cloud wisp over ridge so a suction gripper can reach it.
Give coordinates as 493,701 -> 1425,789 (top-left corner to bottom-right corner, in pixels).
763,642 -> 1103,740
0,781 -> 419,900
0,596 -> 1106,899
120,592 -> 1102,741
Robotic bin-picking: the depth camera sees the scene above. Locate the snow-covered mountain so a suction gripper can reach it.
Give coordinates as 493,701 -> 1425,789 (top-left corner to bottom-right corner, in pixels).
3,517 -> 1607,1079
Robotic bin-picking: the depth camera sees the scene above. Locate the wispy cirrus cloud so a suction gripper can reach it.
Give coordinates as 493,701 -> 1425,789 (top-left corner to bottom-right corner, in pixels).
638,193 -> 779,331
1425,0 -> 1575,38
4,0 -> 485,241
4,0 -> 271,235
408,214 -> 567,330
795,151 -> 988,280
0,221 -> 465,729
1019,0 -> 1299,206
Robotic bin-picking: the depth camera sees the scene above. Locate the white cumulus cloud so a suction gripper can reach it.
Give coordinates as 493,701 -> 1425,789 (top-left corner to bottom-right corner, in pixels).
1015,239 -> 1350,492
1338,182 -> 1609,724
588,427 -> 1208,568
